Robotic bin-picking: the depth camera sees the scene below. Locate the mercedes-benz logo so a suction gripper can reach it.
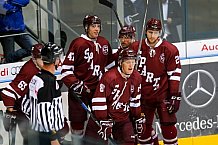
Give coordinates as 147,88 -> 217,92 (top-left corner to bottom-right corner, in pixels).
182,70 -> 216,108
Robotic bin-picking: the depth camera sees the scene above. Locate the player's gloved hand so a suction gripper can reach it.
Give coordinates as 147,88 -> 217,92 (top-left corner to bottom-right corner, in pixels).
71,80 -> 90,96
166,93 -> 182,114
3,110 -> 16,131
98,120 -> 114,141
57,80 -> 64,89
124,13 -> 139,25
50,130 -> 59,142
124,15 -> 133,25
135,114 -> 146,137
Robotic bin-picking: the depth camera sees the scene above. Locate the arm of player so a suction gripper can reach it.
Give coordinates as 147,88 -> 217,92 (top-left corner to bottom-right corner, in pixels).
165,46 -> 182,114
0,87 -> 17,107
92,79 -> 114,141
166,47 -> 181,97
129,73 -> 142,119
61,42 -> 80,88
92,79 -> 108,120
61,43 -> 91,95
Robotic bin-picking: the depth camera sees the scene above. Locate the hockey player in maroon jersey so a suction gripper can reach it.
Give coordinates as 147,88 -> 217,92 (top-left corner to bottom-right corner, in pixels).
108,24 -> 159,145
83,48 -> 145,145
131,18 -> 182,145
0,43 -> 44,145
61,15 -> 113,142
113,25 -> 159,145
118,25 -> 136,50
112,25 -> 136,66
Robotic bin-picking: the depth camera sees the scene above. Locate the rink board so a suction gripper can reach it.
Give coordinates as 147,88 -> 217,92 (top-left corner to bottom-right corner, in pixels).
159,134 -> 218,145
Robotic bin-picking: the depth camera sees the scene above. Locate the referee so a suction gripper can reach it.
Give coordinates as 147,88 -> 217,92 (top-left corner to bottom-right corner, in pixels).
28,42 -> 67,145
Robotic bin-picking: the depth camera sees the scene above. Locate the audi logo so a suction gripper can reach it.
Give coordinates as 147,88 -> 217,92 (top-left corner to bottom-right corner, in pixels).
11,66 -> 22,75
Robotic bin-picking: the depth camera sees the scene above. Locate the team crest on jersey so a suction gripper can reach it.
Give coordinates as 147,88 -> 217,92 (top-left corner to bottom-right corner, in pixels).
159,53 -> 165,63
131,85 -> 134,93
102,45 -> 108,55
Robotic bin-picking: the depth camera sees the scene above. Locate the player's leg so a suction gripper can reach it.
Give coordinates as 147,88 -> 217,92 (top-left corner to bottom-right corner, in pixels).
83,118 -> 107,145
138,105 -> 156,145
113,118 -> 135,145
158,101 -> 178,145
16,112 -> 29,145
151,128 -> 159,145
68,95 -> 88,145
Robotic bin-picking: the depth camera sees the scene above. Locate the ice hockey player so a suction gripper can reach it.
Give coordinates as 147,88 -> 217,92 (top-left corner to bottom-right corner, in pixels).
84,48 -> 146,145
61,15 -> 114,144
131,18 -> 182,145
1,43 -> 44,145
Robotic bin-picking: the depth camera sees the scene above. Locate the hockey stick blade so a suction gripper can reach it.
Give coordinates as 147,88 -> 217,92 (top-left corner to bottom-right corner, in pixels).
99,0 -> 123,28
70,90 -> 117,145
99,0 -> 113,8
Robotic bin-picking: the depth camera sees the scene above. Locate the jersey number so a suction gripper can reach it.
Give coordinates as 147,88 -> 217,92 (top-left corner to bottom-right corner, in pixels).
18,81 -> 27,91
67,52 -> 74,61
175,55 -> 180,64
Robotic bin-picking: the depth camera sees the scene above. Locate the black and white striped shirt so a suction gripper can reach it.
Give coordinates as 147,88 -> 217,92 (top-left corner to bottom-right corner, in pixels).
28,69 -> 64,132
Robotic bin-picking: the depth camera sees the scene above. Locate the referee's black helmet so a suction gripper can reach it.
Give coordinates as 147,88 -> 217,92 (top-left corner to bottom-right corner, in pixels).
41,42 -> 63,64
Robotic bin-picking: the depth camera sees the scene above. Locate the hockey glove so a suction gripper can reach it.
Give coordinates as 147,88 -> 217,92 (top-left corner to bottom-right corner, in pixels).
50,130 -> 59,142
70,80 -> 90,96
98,120 -> 114,141
124,13 -> 139,25
124,15 -> 133,25
3,110 -> 16,132
135,114 -> 146,137
166,94 -> 182,114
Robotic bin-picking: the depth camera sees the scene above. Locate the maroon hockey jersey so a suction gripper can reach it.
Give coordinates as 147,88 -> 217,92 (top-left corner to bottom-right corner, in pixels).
131,39 -> 181,103
92,67 -> 142,122
1,59 -> 40,108
61,34 -> 113,90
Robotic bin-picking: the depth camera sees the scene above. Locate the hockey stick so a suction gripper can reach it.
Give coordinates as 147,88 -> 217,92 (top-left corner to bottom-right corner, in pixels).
0,110 -> 3,145
70,90 -> 117,145
135,0 -> 149,69
0,135 -> 2,145
157,0 -> 166,39
137,0 -> 149,57
0,89 -> 2,101
99,0 -> 123,28
8,116 -> 16,145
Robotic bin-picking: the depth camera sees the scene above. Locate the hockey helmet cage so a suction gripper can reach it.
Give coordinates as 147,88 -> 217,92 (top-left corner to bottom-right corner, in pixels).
32,43 -> 44,59
119,25 -> 136,38
41,42 -> 63,64
146,18 -> 162,31
83,15 -> 101,31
